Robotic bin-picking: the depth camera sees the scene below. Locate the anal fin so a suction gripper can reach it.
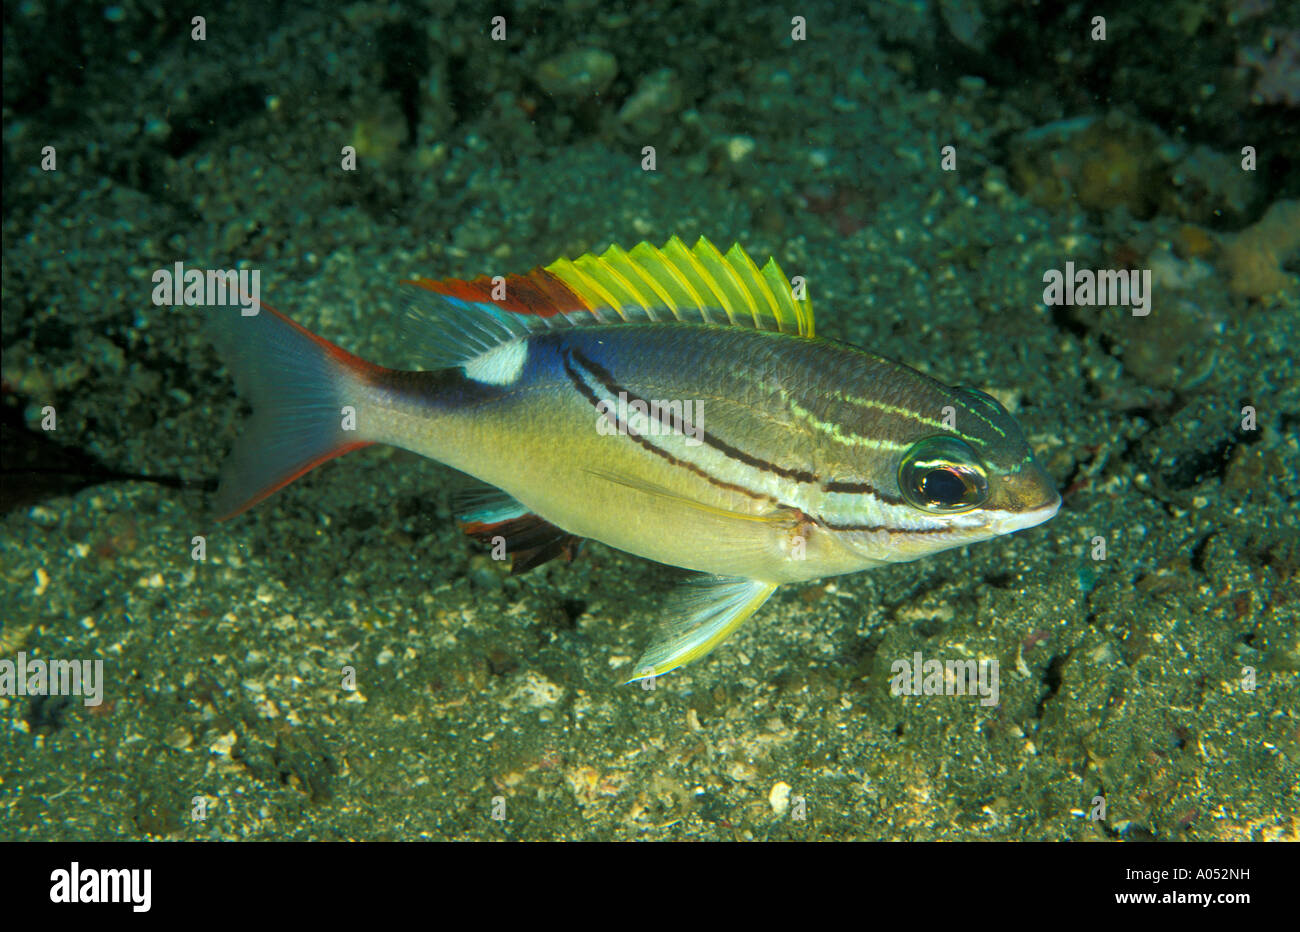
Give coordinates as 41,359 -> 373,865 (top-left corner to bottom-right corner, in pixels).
454,483 -> 582,574
627,576 -> 779,682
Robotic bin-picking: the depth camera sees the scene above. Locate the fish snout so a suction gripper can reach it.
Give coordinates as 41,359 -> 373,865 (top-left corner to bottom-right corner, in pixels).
990,461 -> 1061,533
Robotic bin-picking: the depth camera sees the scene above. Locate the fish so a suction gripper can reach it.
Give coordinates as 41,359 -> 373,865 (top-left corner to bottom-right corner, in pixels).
204,236 -> 1060,681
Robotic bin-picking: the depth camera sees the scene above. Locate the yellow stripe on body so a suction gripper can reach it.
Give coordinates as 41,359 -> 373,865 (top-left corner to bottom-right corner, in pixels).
830,389 -> 948,431
785,397 -> 911,451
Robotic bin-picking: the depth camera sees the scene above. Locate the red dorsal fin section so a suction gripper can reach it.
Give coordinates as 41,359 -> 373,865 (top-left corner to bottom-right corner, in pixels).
405,268 -> 590,318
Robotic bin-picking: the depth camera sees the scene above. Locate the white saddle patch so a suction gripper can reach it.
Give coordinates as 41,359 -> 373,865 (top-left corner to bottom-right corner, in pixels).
462,339 -> 528,385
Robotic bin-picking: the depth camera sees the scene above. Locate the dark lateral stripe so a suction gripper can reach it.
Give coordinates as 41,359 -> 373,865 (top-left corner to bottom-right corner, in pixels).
561,350 -> 780,505
569,348 -> 821,486
821,479 -> 906,507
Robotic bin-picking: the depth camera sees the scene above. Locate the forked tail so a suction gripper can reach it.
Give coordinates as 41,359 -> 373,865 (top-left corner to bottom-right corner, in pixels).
205,303 -> 385,519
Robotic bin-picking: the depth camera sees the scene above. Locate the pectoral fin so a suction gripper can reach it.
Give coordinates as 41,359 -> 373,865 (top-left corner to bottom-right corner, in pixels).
627,575 -> 779,682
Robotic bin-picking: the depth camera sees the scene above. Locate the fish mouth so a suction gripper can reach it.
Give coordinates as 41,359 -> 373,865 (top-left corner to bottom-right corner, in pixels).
988,463 -> 1061,534
992,493 -> 1061,533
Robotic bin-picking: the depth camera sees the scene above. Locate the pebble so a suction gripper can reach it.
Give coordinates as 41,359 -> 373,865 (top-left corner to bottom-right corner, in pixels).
508,672 -> 564,708
535,48 -> 618,98
726,135 -> 756,164
28,506 -> 59,528
769,781 -> 792,815
727,761 -> 758,782
617,68 -> 681,133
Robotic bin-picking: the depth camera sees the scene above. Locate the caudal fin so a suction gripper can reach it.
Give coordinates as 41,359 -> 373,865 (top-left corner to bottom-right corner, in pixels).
205,303 -> 384,520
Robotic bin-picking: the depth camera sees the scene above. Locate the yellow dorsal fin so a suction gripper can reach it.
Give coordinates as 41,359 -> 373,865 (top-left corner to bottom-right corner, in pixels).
544,236 -> 814,336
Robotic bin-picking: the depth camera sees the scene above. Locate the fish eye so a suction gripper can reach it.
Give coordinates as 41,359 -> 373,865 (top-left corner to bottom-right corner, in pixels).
899,436 -> 990,513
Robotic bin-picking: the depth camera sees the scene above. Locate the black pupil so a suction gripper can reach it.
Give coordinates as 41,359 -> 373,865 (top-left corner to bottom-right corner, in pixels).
922,468 -> 968,505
